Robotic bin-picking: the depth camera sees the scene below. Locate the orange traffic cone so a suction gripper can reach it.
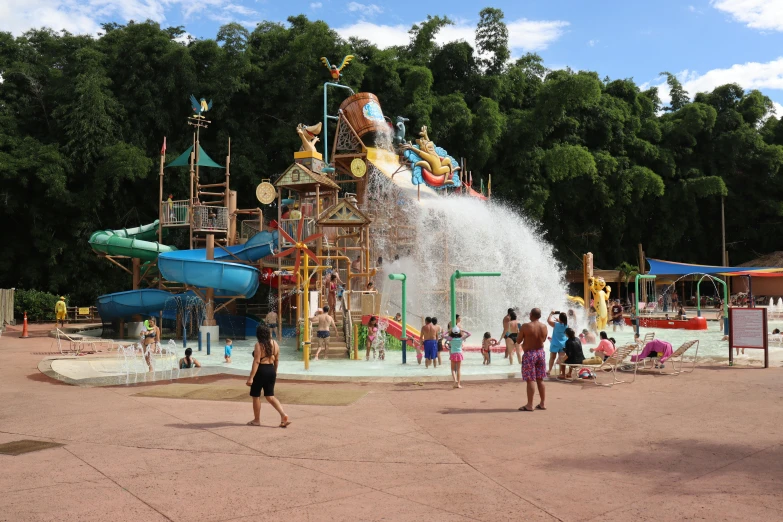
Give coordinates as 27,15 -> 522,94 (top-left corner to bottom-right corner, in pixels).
20,312 -> 29,339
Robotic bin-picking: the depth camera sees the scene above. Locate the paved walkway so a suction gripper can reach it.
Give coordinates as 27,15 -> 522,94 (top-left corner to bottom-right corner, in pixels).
1,328 -> 782,521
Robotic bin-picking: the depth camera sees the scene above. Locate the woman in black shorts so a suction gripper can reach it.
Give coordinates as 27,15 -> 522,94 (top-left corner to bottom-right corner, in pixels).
246,325 -> 291,428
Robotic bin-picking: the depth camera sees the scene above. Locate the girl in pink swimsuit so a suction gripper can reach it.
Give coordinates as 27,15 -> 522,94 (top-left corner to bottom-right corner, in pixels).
366,316 -> 378,360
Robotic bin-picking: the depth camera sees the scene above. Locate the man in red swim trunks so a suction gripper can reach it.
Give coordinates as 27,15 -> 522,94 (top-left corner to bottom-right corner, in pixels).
516,308 -> 548,412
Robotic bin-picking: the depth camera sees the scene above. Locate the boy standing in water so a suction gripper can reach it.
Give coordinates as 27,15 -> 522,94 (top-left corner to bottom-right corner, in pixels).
224,339 -> 233,364
421,317 -> 438,368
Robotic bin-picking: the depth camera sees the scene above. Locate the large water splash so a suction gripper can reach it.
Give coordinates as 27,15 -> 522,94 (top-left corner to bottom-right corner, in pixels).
368,172 -> 567,335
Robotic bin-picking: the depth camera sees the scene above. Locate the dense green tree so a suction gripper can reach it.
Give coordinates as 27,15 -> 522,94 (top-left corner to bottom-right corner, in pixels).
2,11 -> 783,304
475,7 -> 510,75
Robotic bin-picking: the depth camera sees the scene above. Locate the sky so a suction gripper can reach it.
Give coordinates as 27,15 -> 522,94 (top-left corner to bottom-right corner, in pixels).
3,0 -> 783,112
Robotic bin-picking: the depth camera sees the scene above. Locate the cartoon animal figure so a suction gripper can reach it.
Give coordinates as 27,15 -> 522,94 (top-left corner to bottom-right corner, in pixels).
588,276 -> 612,331
319,55 -> 355,82
189,95 -> 213,118
394,116 -> 409,146
401,126 -> 457,181
296,122 -> 322,152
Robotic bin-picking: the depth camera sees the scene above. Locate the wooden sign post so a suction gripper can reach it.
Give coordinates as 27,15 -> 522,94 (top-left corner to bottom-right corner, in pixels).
728,307 -> 768,368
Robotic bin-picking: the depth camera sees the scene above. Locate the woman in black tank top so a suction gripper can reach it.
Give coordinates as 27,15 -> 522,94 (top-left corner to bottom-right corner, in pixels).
247,325 -> 291,428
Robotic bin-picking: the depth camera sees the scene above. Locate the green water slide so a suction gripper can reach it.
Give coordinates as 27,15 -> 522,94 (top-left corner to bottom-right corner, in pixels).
89,220 -> 176,262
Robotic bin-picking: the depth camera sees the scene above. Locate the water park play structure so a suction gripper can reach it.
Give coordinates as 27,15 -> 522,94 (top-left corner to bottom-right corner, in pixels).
89,56 -> 521,364
92,104 -> 277,345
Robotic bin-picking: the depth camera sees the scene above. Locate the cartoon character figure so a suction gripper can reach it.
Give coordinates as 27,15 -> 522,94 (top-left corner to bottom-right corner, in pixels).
393,116 -> 409,146
319,55 -> 355,82
588,276 -> 612,331
189,94 -> 213,118
401,126 -> 457,180
296,122 -> 322,152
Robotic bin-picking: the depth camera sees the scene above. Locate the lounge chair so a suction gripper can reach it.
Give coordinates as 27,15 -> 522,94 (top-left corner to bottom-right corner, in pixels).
54,329 -> 117,356
645,302 -> 657,315
562,343 -> 637,387
633,339 -> 699,375
662,340 -> 699,375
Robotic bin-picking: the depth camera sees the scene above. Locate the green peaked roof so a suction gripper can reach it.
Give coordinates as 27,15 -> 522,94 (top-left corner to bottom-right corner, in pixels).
165,144 -> 223,169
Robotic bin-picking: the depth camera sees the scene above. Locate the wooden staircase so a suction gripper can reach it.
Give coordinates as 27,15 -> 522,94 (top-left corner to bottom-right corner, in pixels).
311,310 -> 350,359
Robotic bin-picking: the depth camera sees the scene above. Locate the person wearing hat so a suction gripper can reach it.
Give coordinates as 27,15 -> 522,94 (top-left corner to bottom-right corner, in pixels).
446,326 -> 471,389
54,296 -> 67,328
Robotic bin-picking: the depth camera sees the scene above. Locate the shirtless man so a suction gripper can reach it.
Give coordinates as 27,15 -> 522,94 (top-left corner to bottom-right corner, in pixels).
501,308 -> 513,359
314,306 -> 336,360
266,309 -> 278,339
515,308 -> 548,412
421,317 -> 438,368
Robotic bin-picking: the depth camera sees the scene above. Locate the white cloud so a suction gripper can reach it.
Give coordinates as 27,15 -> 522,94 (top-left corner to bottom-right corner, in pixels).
711,0 -> 783,31
0,0 -> 259,36
588,39 -> 598,47
336,17 -> 569,53
347,2 -> 383,19
642,58 -> 783,107
174,31 -> 193,45
310,2 -> 323,9
337,22 -> 408,48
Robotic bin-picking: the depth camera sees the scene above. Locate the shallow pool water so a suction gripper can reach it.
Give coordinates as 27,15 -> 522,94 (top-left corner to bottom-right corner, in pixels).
78,317 -> 782,380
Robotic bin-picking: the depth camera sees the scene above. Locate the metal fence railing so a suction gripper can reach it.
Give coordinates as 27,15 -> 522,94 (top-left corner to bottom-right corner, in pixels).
279,218 -> 316,245
160,200 -> 189,226
193,206 -> 228,233
240,220 -> 261,241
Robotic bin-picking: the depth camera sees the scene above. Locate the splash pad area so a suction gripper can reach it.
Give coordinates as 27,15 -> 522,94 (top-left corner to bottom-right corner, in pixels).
40,313 -> 783,386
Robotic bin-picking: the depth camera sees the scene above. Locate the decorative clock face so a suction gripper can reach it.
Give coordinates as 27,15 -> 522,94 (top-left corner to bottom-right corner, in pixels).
256,182 -> 276,204
351,158 -> 367,178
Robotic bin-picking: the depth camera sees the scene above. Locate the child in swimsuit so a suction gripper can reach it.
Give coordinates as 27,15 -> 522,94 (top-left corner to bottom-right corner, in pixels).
366,316 -> 378,360
224,338 -> 233,363
448,327 -> 471,388
481,332 -> 497,365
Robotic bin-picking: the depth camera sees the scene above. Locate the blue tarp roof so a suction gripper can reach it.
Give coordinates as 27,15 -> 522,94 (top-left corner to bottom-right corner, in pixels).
647,258 -> 783,277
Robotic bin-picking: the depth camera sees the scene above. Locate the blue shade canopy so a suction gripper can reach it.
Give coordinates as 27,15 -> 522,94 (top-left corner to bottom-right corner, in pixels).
647,258 -> 783,277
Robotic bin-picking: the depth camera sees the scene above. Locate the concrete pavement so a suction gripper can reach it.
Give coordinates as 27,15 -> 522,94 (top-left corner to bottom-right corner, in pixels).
1,327 -> 782,521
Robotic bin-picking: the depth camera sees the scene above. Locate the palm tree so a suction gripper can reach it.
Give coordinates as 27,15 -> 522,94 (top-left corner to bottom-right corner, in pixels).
615,262 -> 640,303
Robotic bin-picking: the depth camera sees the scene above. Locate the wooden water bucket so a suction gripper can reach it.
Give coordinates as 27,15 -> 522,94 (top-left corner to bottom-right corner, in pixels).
339,93 -> 389,138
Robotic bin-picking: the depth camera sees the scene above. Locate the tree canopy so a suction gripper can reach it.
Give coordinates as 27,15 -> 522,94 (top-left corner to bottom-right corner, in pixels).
3,10 -> 783,303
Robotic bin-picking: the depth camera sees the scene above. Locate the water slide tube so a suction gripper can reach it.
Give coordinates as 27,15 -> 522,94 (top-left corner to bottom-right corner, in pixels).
158,230 -> 277,297
89,220 -> 176,262
95,226 -> 277,320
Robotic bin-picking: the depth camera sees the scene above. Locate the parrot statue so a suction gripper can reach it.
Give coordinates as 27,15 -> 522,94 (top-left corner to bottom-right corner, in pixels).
319,55 -> 354,82
189,94 -> 213,118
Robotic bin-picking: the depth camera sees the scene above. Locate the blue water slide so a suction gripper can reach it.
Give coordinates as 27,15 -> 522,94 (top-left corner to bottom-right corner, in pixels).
96,289 -> 203,321
96,231 -> 277,320
158,231 -> 277,297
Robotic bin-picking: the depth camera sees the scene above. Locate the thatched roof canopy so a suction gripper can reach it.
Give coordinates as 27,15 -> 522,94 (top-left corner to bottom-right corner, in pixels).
738,252 -> 783,268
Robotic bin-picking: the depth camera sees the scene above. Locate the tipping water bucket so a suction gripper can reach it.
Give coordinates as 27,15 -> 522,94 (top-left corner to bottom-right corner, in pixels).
339,93 -> 390,145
